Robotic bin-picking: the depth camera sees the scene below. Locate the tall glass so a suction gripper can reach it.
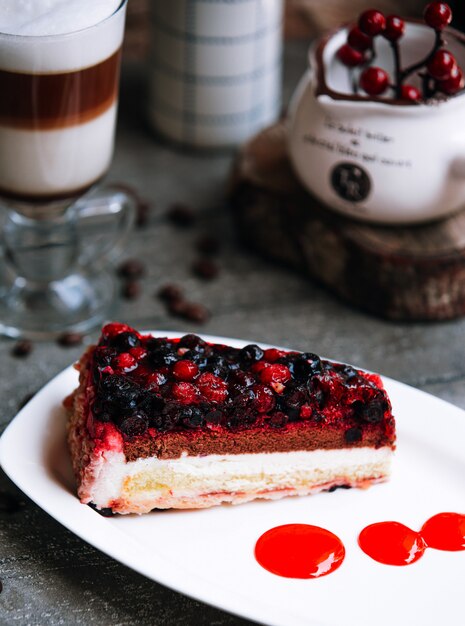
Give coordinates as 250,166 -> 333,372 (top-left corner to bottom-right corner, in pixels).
0,0 -> 133,339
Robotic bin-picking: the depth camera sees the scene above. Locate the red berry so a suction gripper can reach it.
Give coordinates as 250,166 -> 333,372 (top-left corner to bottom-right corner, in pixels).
358,10 -> 386,37
129,346 -> 147,360
347,25 -> 372,51
400,84 -> 422,101
337,44 -> 364,67
172,381 -> 200,404
360,66 -> 390,95
101,322 -> 133,340
250,361 -> 269,375
263,348 -> 286,362
300,405 -> 313,419
173,359 -> 199,381
197,372 -> 228,403
260,364 -> 292,385
146,370 -> 167,389
427,49 -> 456,80
383,15 -> 405,41
252,384 -> 276,413
113,352 -> 137,371
437,65 -> 465,94
424,2 -> 452,30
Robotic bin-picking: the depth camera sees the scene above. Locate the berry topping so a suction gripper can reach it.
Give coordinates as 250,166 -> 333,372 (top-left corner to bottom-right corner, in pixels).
358,10 -> 386,37
239,344 -> 264,363
101,323 -> 133,340
427,49 -> 456,80
178,406 -> 204,428
197,372 -> 228,403
129,346 -> 148,361
253,384 -> 276,413
360,66 -> 389,95
347,25 -> 373,51
171,381 -> 200,405
263,348 -> 286,362
259,364 -> 292,385
383,15 -> 405,41
173,359 -> 199,381
113,352 -> 137,371
336,44 -> 364,67
424,2 -> 452,30
116,412 -> 148,437
400,84 -> 422,101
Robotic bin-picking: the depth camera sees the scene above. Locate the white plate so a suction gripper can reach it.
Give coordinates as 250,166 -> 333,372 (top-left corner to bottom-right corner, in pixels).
1,333 -> 465,626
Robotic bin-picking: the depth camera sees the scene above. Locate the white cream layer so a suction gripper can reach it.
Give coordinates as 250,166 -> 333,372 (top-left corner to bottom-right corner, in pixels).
86,447 -> 393,511
0,105 -> 116,196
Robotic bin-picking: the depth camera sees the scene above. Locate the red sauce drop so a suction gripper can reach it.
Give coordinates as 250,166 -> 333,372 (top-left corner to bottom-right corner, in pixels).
255,523 -> 345,579
358,521 -> 426,566
421,512 -> 465,551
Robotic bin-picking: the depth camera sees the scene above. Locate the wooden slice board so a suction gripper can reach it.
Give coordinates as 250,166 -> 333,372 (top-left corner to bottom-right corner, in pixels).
230,122 -> 465,321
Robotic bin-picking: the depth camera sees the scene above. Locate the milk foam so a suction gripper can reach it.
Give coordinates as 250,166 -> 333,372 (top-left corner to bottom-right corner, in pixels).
0,0 -> 122,36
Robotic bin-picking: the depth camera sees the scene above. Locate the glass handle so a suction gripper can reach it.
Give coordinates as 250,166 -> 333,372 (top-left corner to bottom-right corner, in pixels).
74,187 -> 135,268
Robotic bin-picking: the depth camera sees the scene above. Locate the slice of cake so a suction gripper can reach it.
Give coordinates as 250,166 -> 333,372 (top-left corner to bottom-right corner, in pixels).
66,323 -> 396,514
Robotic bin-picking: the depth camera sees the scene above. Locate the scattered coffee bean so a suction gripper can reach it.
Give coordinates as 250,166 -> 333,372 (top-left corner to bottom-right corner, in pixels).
121,281 -> 141,300
11,340 -> 33,358
183,301 -> 210,323
158,283 -> 184,302
191,258 -> 219,280
117,258 -> 146,280
57,332 -> 84,347
167,203 -> 196,228
168,298 -> 189,317
195,234 -> 221,256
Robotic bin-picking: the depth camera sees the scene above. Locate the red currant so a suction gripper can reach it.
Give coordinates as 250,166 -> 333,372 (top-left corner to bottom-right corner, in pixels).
424,2 -> 452,30
347,25 -> 372,51
336,44 -> 364,67
263,348 -> 286,362
101,322 -> 133,340
358,10 -> 386,37
427,49 -> 456,80
252,384 -> 276,413
172,381 -> 200,405
360,67 -> 390,95
400,84 -> 422,101
437,65 -> 465,94
112,352 -> 137,371
259,364 -> 291,385
197,372 -> 228,403
129,346 -> 147,361
383,15 -> 405,41
173,359 -> 199,381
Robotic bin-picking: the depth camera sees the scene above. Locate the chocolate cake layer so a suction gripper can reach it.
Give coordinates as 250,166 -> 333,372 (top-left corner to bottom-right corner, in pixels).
124,421 -> 390,462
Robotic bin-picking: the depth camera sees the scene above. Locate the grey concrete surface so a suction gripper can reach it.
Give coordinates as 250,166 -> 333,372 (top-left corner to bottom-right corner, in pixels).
1,40 -> 465,626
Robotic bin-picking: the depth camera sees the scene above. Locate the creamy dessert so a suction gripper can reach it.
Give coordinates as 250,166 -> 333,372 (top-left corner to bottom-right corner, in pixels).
0,0 -> 124,201
66,323 -> 396,515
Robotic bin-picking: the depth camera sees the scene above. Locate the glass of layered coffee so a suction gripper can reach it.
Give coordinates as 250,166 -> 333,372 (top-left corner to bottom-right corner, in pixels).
0,0 -> 133,338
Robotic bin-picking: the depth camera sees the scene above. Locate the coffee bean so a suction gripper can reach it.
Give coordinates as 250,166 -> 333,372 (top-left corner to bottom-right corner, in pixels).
167,203 -> 196,228
158,283 -> 184,302
191,258 -> 219,280
11,340 -> 33,358
183,302 -> 210,323
57,332 -> 84,347
117,258 -> 146,280
121,281 -> 141,300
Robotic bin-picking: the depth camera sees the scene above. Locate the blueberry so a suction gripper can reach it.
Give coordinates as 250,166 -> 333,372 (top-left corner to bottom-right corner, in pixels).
116,412 -> 148,437
354,397 -> 386,424
239,344 -> 264,363
179,334 -> 206,352
342,366 -> 358,382
178,406 -> 204,428
109,331 -> 141,351
205,355 -> 229,378
99,375 -> 141,413
149,345 -> 178,367
345,426 -> 363,442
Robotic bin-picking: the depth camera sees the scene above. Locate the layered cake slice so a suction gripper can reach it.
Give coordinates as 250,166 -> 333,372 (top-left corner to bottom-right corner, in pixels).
66,323 -> 396,514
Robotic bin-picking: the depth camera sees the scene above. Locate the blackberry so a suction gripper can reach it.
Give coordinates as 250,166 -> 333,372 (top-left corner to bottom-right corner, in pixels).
179,406 -> 204,428
149,345 -> 178,367
99,375 -> 141,414
345,427 -> 363,443
205,355 -> 229,378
